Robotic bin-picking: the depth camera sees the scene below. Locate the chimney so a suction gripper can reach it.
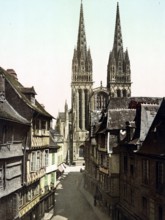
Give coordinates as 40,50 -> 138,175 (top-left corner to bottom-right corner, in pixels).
6,69 -> 18,80
0,73 -> 5,102
126,121 -> 131,142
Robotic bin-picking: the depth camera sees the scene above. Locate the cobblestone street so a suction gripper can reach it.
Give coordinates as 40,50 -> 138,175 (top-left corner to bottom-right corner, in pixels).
52,166 -> 109,220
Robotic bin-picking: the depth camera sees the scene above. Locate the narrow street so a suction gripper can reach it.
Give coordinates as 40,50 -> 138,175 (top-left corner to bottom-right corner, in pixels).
52,166 -> 108,220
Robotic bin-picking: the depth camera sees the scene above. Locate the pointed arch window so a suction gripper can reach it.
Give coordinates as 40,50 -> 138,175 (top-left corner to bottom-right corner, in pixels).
123,89 -> 127,97
117,89 -> 121,97
79,146 -> 84,157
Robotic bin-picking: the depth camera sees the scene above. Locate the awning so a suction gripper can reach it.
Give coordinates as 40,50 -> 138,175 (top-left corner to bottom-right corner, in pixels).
57,163 -> 66,173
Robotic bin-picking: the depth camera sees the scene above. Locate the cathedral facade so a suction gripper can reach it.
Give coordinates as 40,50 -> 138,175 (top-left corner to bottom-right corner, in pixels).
71,2 -> 131,163
56,1 -> 131,164
71,2 -> 93,162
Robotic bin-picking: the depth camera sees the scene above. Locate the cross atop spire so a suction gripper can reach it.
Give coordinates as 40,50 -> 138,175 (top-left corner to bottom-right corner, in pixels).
113,2 -> 123,56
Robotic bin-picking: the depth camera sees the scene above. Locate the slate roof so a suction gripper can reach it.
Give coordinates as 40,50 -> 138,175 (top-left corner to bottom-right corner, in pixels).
20,86 -> 37,95
107,109 -> 136,130
138,99 -> 165,156
139,104 -> 159,142
108,98 -> 130,109
1,67 -> 53,118
108,97 -> 162,109
91,110 -> 102,126
95,97 -> 161,137
0,100 -> 30,125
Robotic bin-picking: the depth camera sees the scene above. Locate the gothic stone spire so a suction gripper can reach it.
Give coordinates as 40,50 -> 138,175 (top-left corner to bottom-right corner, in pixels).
72,1 -> 93,82
107,2 -> 131,98
113,2 -> 123,56
77,1 -> 87,58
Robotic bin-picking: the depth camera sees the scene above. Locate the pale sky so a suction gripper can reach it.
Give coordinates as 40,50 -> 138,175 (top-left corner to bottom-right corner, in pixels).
0,0 -> 164,118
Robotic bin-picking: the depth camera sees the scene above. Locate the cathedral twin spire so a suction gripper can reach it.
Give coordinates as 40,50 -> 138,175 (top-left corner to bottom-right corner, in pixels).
72,1 -> 131,98
72,1 -> 93,83
107,2 -> 131,97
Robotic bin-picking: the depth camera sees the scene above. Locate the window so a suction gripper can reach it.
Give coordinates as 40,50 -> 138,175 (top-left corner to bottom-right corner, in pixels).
41,120 -> 46,130
117,89 -> 121,97
36,119 -> 40,130
156,162 -> 164,191
45,150 -> 49,167
31,151 -> 42,171
31,152 -> 36,172
142,159 -> 149,184
130,189 -> 134,206
0,164 -> 3,189
36,151 -> 41,171
100,154 -> 107,168
42,151 -> 45,167
123,89 -> 127,97
124,156 -> 128,173
130,157 -> 134,176
27,190 -> 32,201
2,125 -> 7,143
123,184 -> 127,199
52,153 -> 55,165
51,173 -> 55,184
19,193 -> 23,208
44,175 -> 49,192
79,147 -> 84,157
130,164 -> 134,176
78,89 -> 82,129
142,197 -> 148,216
47,121 -> 50,130
158,206 -> 163,220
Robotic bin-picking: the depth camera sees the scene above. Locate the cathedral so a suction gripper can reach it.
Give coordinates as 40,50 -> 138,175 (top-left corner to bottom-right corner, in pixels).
56,1 -> 131,164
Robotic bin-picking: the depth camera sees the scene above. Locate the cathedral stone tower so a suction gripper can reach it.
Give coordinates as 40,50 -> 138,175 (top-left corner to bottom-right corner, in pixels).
107,3 -> 131,98
71,1 -> 93,162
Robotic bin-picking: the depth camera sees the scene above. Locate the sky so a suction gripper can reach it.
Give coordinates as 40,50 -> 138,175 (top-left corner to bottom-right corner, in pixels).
0,0 -> 164,119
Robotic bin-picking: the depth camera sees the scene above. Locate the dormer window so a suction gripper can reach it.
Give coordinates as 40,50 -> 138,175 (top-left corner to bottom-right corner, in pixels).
31,94 -> 35,105
20,86 -> 37,105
